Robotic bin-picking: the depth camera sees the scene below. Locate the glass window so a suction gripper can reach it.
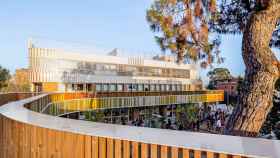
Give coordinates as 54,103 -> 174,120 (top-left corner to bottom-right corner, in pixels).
138,84 -> 144,91
161,84 -> 165,91
77,84 -> 84,91
132,84 -> 137,91
166,85 -> 170,91
96,84 -> 102,92
109,84 -> 116,91
103,84 -> 109,91
150,85 -> 155,91
177,85 -> 181,91
144,85 -> 149,91
156,84 -> 160,91
117,84 -> 123,91
172,85 -> 176,91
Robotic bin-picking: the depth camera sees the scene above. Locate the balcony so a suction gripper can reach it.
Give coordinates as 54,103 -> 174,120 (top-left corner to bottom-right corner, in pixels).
0,92 -> 279,158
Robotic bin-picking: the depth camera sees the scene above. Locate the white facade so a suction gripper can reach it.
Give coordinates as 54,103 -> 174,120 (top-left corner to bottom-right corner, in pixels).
28,43 -> 201,92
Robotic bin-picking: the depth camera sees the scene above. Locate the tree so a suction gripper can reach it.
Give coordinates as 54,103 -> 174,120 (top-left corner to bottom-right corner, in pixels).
207,67 -> 233,89
0,66 -> 11,91
260,78 -> 280,139
147,0 -> 280,136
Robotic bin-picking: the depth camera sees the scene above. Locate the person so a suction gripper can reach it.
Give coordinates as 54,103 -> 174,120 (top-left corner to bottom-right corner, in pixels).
216,119 -> 222,133
166,119 -> 172,129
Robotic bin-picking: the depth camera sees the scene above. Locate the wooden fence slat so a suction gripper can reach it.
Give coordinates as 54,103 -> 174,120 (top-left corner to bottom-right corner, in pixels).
47,129 -> 56,158
107,138 -> 114,158
161,145 -> 168,158
171,147 -> 178,158
141,143 -> 148,158
75,134 -> 85,158
0,116 -> 3,158
183,149 -> 190,158
99,137 -> 106,158
132,141 -> 139,158
206,151 -> 214,158
55,130 -> 63,158
123,140 -> 130,158
85,135 -> 92,158
194,150 -> 201,158
30,125 -> 37,158
151,144 -> 157,158
92,136 -> 99,158
220,153 -> 228,158
233,155 -> 242,158
115,139 -> 122,158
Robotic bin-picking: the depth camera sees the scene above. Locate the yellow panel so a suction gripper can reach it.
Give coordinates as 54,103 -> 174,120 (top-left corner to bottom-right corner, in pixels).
42,82 -> 58,92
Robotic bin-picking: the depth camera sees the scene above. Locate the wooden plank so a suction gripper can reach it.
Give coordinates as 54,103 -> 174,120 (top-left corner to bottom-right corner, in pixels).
0,116 -> 3,158
132,141 -> 139,158
92,136 -> 99,158
23,124 -> 31,158
194,150 -> 201,158
141,143 -> 148,158
160,145 -> 168,158
99,137 -> 106,158
85,135 -> 92,158
183,149 -> 190,158
171,147 -> 178,158
233,155 -> 242,158
107,138 -> 114,158
37,127 -> 48,158
220,153 -> 228,158
47,129 -> 56,158
75,134 -> 85,158
2,116 -> 6,158
151,144 -> 157,158
30,125 -> 37,158
62,132 -> 74,158
115,139 -> 122,158
55,130 -> 63,158
123,140 -> 130,158
18,122 -> 24,158
206,151 -> 214,158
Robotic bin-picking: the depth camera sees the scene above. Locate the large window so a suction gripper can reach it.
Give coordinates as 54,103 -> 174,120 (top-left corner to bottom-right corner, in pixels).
117,84 -> 123,91
103,84 -> 109,91
96,84 -> 102,91
109,84 -> 116,91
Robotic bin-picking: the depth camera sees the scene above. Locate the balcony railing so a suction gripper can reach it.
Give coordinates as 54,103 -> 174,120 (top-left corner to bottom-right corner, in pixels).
38,93 -> 224,116
1,92 -> 279,158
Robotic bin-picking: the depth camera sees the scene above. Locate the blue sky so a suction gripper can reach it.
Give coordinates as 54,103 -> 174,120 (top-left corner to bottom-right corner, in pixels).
0,0 -> 245,81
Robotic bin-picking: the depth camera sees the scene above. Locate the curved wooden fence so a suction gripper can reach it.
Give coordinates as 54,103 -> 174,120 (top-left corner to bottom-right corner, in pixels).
0,93 -> 279,158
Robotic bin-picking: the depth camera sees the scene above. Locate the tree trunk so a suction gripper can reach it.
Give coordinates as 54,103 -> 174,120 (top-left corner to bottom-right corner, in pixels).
226,1 -> 280,137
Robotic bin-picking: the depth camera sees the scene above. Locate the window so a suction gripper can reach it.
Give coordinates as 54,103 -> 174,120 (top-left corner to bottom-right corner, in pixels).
131,84 -> 137,91
77,84 -> 84,91
156,84 -> 160,91
138,84 -> 144,91
144,84 -> 149,91
150,85 -> 155,91
96,84 -> 102,92
172,85 -> 176,91
161,84 -> 166,91
166,85 -> 170,91
117,84 -> 123,91
109,84 -> 116,91
103,84 -> 109,91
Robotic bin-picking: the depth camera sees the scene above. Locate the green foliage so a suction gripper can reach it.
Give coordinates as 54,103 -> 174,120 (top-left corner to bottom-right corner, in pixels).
176,104 -> 199,129
146,0 -> 222,67
0,66 -> 11,91
207,67 -> 233,89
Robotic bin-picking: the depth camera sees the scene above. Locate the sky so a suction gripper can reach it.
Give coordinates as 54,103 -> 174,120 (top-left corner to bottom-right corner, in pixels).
0,0 -> 245,81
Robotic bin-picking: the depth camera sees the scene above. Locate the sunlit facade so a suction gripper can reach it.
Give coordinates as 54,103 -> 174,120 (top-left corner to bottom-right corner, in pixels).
28,41 -> 203,92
